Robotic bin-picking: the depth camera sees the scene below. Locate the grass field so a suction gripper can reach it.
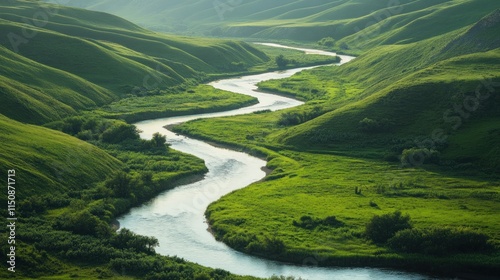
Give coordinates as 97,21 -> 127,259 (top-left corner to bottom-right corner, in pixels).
171,7 -> 500,276
2,0 -> 499,278
55,0 -> 500,52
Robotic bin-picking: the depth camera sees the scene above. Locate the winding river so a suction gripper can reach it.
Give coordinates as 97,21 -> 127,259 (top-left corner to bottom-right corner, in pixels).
118,44 -> 437,280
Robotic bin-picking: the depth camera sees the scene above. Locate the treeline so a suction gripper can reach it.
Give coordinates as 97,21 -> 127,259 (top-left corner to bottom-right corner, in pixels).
0,115 -> 221,278
50,116 -> 167,149
1,217 -> 237,279
278,107 -> 324,126
365,211 -> 494,255
207,210 -> 497,275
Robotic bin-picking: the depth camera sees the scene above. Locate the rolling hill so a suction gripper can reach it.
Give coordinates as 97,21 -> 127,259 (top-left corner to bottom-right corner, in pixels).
169,6 -> 500,275
268,9 -> 500,171
0,114 -> 122,199
2,0 -> 499,278
48,0 -> 500,51
0,0 -> 269,124
0,2 -> 271,278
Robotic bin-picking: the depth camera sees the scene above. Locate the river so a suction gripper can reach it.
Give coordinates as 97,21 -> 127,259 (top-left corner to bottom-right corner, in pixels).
118,44 -> 437,280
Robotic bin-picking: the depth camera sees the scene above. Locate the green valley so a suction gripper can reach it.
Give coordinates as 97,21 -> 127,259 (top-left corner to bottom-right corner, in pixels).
1,0 -> 499,279
0,0 -> 320,279
52,0 -> 500,52
171,3 -> 500,278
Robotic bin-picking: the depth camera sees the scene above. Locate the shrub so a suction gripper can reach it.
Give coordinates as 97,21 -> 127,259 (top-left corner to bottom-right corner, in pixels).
278,107 -> 323,126
276,54 -> 289,69
293,215 -> 344,230
111,228 -> 159,254
388,227 -> 493,255
318,37 -> 335,47
151,132 -> 167,147
106,172 -> 132,198
54,210 -> 111,237
359,117 -> 394,133
101,123 -> 140,144
401,148 -> 440,167
365,211 -> 412,243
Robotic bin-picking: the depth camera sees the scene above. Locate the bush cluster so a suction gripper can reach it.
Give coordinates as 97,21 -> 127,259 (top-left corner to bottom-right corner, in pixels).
293,215 -> 344,230
388,227 -> 493,255
278,107 -> 324,126
318,37 -> 335,48
401,147 -> 440,167
359,117 -> 394,133
365,211 -> 412,243
365,211 -> 494,256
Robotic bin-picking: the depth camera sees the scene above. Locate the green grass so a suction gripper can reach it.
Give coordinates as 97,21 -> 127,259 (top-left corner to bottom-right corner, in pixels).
171,9 -> 500,275
259,18 -> 500,170
174,111 -> 500,272
0,111 -> 258,279
248,44 -> 341,72
93,84 -> 258,122
0,0 -> 270,124
0,45 -> 115,124
0,114 -> 122,199
2,0 -> 500,277
57,0 -> 500,50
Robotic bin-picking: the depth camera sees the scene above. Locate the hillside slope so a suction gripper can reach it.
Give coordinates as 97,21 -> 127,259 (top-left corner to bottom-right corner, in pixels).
269,9 -> 500,171
0,0 -> 268,124
51,0 -> 500,51
0,114 -> 122,198
169,8 -> 500,275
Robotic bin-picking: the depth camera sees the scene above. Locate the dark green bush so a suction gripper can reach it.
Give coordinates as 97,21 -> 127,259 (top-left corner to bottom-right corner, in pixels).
293,215 -> 344,230
101,123 -> 140,144
365,211 -> 412,243
276,54 -> 289,69
318,37 -> 335,47
388,227 -> 493,255
54,210 -> 111,237
111,228 -> 159,254
401,148 -> 440,167
278,107 -> 323,126
359,117 -> 394,133
106,172 -> 132,198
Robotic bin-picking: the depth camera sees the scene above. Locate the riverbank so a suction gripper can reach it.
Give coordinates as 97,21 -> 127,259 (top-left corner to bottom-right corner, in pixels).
118,47 -> 461,280
165,46 -> 499,278
171,121 -> 500,279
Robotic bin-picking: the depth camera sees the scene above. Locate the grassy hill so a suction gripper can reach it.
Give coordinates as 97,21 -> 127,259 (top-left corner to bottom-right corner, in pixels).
0,2 -> 271,278
50,0 -> 500,52
0,114 -> 122,198
2,0 -> 499,278
0,0 -> 269,124
267,9 -> 500,171
171,6 -> 500,276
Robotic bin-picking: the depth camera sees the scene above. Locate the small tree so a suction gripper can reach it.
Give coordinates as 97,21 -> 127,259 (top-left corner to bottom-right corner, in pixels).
401,148 -> 440,167
151,132 -> 167,148
275,54 -> 289,69
365,211 -> 412,243
318,37 -> 335,47
106,172 -> 132,198
101,123 -> 139,144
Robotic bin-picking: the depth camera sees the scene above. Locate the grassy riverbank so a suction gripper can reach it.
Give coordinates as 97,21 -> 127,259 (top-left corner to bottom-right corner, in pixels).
172,107 -> 500,278
171,9 -> 500,277
0,1 -> 340,279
